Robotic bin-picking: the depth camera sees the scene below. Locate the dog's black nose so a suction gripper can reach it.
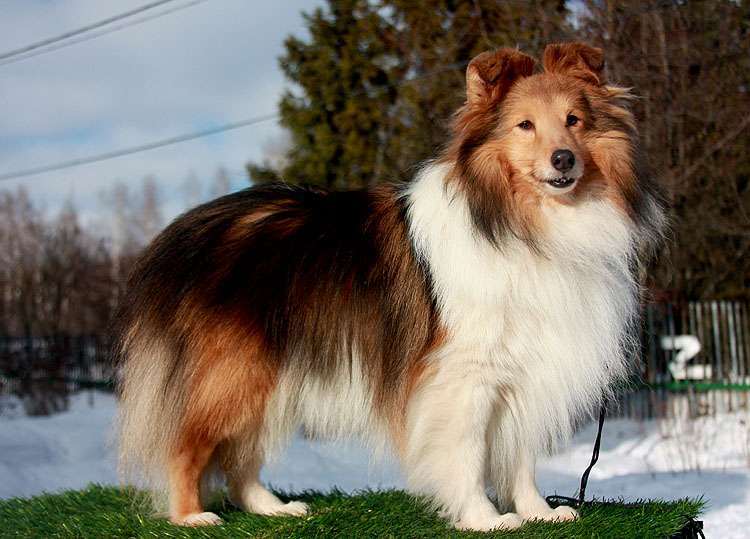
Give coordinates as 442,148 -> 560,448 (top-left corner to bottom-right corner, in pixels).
551,149 -> 575,172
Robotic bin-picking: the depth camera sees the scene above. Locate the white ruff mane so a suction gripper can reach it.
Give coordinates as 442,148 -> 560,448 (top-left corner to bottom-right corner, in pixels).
404,161 -> 639,463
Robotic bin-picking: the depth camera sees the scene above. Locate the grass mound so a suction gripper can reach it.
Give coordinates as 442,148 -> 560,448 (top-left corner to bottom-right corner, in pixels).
0,484 -> 703,538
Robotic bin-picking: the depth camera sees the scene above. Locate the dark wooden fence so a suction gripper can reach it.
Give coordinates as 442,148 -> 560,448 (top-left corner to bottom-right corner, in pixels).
0,334 -> 112,415
618,300 -> 750,419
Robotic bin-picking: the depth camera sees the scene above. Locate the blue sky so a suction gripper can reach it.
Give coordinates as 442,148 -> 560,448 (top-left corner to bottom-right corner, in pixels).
0,0 -> 322,223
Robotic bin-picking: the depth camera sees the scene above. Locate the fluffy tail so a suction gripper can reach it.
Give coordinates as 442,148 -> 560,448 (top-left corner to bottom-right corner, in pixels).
113,322 -> 183,508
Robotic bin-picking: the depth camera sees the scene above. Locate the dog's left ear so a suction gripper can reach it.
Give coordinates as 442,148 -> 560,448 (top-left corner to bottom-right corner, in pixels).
542,42 -> 606,85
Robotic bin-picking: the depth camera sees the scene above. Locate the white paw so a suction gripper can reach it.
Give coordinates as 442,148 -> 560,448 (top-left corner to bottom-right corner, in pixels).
523,505 -> 579,523
552,505 -> 579,521
456,511 -> 523,531
178,511 -> 224,527
258,500 -> 309,517
276,501 -> 309,517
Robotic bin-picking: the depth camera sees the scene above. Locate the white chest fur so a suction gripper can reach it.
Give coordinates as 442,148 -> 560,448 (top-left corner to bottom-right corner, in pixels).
405,163 -> 639,406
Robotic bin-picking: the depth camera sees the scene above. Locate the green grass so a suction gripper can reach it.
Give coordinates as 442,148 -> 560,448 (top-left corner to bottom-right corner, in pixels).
0,484 -> 703,539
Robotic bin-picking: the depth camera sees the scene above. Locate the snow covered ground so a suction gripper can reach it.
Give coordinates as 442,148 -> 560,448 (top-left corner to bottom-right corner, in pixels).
1,391 -> 748,538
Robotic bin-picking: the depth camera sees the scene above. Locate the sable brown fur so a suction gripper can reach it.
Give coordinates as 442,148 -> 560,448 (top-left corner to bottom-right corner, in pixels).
119,183 -> 439,398
114,182 -> 441,521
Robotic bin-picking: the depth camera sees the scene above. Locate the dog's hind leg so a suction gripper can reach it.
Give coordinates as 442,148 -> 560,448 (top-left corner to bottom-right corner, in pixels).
167,435 -> 224,526
220,437 -> 309,517
163,324 -> 281,524
229,477 -> 309,517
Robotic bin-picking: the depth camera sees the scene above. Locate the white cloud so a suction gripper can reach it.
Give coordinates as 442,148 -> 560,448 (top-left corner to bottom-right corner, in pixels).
0,0 -> 321,222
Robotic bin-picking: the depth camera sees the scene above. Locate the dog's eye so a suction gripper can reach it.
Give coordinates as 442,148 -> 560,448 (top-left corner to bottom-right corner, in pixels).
518,120 -> 534,130
566,114 -> 579,127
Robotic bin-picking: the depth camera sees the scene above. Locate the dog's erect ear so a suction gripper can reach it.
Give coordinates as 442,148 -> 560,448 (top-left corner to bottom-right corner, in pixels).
542,42 -> 606,85
466,48 -> 537,106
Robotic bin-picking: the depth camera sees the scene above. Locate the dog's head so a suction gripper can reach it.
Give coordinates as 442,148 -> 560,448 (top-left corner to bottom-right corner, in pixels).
446,43 -> 646,244
461,43 -> 611,196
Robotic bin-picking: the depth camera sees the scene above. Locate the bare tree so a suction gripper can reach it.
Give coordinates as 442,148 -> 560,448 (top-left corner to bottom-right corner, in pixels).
0,188 -> 44,335
0,190 -> 115,414
211,167 -> 231,198
580,0 -> 750,300
138,176 -> 163,246
184,169 -> 201,208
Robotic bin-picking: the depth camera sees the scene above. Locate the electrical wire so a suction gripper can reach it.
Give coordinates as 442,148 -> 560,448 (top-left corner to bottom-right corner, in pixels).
0,113 -> 278,182
0,0 -> 211,67
0,61 -> 467,182
1,0 -> 180,61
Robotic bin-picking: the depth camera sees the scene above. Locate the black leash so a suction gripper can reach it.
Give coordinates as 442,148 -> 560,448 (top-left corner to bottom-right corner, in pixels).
545,399 -> 706,538
672,518 -> 705,539
545,399 -> 607,509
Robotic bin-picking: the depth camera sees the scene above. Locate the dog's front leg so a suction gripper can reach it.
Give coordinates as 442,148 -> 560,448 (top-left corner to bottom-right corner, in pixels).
403,364 -> 522,531
510,450 -> 579,523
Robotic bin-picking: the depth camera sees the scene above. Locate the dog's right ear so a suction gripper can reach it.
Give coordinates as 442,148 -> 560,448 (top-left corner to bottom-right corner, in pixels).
466,48 -> 537,106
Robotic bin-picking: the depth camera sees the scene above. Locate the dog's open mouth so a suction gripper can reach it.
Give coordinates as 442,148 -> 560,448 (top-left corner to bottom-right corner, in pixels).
547,177 -> 576,189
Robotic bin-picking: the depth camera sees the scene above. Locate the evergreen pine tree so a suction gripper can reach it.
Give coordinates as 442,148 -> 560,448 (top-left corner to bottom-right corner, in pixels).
250,0 -> 393,188
248,0 -> 570,188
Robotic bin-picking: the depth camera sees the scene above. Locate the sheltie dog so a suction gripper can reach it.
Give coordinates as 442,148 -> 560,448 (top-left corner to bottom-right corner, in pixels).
115,42 -> 666,530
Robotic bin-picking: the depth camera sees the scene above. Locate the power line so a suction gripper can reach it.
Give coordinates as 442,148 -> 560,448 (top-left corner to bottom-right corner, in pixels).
0,0 -> 210,67
0,113 -> 279,182
1,0 -> 179,61
0,0 -> 674,182
0,60 -> 476,183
